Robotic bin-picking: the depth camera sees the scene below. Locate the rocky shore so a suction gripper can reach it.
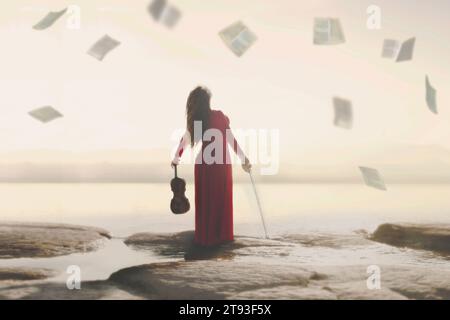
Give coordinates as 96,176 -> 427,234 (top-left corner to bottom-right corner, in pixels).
1,222 -> 449,300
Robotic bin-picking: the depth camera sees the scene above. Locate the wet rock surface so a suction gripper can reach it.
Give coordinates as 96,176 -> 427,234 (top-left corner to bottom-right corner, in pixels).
2,260 -> 449,300
0,267 -> 55,281
280,231 -> 373,249
0,222 -> 111,259
1,226 -> 450,299
371,223 -> 450,254
125,230 -> 293,260
108,260 -> 318,299
106,260 -> 450,300
0,280 -> 141,300
119,230 -> 450,300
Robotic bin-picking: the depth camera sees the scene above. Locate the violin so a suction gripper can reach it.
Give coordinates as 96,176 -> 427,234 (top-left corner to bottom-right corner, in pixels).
170,165 -> 190,214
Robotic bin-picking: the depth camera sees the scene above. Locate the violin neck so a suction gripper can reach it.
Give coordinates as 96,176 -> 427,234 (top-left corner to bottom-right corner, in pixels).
174,165 -> 178,178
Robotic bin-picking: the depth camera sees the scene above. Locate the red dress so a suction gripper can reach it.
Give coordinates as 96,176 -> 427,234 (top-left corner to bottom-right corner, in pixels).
173,110 -> 245,246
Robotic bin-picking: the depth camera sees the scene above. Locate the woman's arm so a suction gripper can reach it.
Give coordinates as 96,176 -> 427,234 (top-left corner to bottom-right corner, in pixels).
227,129 -> 246,163
171,130 -> 190,166
224,113 -> 252,172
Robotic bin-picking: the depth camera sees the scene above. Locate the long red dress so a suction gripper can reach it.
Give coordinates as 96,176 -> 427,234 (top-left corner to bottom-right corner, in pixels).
173,110 -> 245,246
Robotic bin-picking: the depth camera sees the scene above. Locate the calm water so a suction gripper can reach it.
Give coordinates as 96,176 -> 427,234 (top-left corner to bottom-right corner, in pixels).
1,183 -> 449,282
1,183 -> 449,236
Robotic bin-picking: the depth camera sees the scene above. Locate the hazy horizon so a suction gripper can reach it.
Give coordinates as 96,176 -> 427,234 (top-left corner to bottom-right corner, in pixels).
0,143 -> 449,183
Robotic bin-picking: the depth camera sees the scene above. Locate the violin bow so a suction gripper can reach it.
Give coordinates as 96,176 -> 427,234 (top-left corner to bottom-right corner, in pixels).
249,170 -> 269,239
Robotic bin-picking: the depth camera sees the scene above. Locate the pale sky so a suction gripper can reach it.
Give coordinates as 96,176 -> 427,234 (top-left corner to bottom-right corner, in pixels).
0,0 -> 449,165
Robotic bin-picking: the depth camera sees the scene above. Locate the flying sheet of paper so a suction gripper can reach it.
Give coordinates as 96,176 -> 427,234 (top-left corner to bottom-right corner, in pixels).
333,97 -> 353,129
87,35 -> 121,61
148,0 -> 167,21
426,76 -> 437,114
359,167 -> 387,191
161,6 -> 181,28
32,8 -> 67,30
28,106 -> 63,123
382,39 -> 400,59
219,21 -> 257,57
396,37 -> 415,62
313,18 -> 345,45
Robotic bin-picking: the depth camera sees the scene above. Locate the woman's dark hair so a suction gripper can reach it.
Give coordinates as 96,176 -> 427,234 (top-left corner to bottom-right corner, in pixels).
186,86 -> 211,146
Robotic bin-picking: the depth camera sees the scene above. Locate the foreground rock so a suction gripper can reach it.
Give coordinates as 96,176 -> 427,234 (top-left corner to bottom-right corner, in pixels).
107,260 -> 450,300
1,260 -> 450,300
2,228 -> 450,299
0,267 -> 55,281
0,278 -> 140,300
0,222 -> 111,259
119,230 -> 450,299
0,267 -> 56,300
309,264 -> 450,300
371,223 -> 450,254
109,260 -> 326,299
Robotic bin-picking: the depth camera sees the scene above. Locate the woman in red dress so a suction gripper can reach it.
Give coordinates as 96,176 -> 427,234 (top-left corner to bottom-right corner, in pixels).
171,86 -> 251,246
